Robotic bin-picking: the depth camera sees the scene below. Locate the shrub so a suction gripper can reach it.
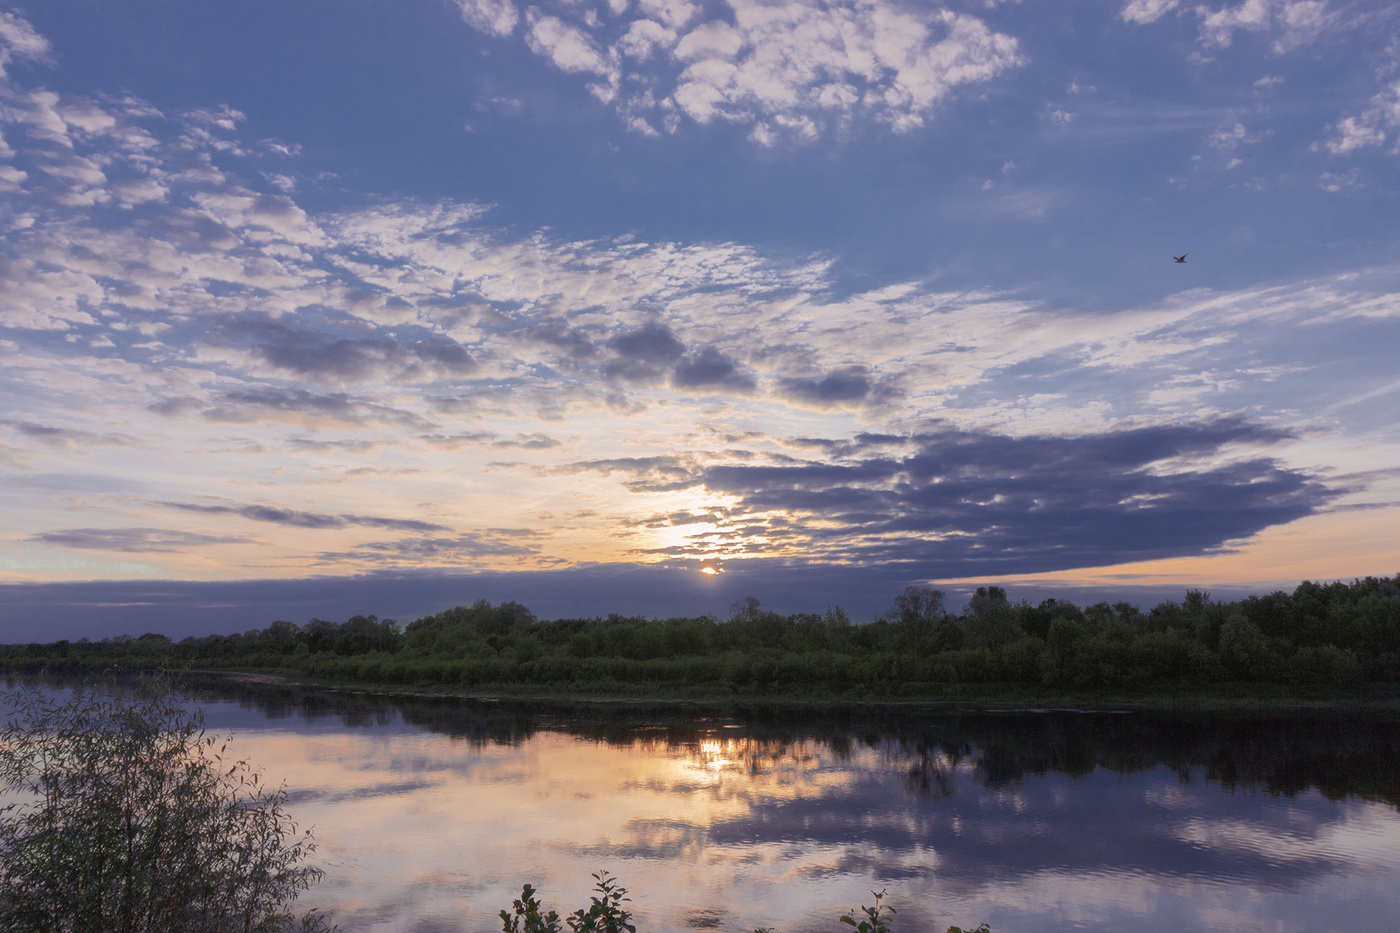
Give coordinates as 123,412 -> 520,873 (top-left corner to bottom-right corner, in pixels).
0,682 -> 331,933
500,871 -> 635,933
502,877 -> 988,933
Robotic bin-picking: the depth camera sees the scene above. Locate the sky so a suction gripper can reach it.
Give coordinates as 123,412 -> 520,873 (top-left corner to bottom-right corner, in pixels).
1,0 -> 1398,638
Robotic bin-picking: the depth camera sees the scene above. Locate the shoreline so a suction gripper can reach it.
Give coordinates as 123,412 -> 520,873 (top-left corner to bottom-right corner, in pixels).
8,663 -> 1398,715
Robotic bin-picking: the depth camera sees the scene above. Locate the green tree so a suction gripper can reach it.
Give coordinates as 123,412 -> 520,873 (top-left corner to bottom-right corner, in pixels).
0,682 -> 332,933
1219,615 -> 1271,679
963,587 -> 1022,650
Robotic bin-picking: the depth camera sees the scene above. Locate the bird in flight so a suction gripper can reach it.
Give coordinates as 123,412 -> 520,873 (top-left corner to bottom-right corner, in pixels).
1174,253 -> 1187,263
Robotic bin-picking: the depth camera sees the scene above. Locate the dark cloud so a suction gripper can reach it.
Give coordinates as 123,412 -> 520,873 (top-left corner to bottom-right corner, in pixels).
607,323 -> 685,360
199,387 -> 423,426
146,397 -> 202,417
285,436 -> 379,452
671,346 -> 756,392
518,321 -> 754,395
29,527 -> 250,553
315,532 -> 539,563
789,433 -> 908,456
776,365 -> 898,408
522,320 -> 599,360
0,419 -> 137,448
635,418 -> 1340,574
407,336 -> 474,372
208,318 -> 475,383
603,323 -> 685,383
162,501 -> 449,533
0,565 -> 1262,643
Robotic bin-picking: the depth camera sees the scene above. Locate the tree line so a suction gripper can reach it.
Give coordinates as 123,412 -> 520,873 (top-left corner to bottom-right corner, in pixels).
4,576 -> 1398,697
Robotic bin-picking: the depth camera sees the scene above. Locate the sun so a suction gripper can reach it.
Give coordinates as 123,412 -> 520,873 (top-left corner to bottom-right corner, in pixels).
644,492 -> 750,562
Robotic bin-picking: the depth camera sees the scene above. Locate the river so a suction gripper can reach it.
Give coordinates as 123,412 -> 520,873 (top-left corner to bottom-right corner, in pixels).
8,677 -> 1400,932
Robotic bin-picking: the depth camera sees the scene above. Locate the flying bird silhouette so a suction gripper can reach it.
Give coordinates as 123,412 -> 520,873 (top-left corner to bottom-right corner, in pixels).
1174,253 -> 1187,263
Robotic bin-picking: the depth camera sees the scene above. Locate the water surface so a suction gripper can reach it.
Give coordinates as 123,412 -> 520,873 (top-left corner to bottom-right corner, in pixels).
11,679 -> 1400,933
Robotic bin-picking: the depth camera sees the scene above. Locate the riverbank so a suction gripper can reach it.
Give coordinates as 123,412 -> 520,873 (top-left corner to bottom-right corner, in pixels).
7,661 -> 1398,714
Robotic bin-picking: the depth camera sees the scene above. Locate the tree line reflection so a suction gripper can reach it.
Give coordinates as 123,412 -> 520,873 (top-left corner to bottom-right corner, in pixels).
170,675 -> 1400,811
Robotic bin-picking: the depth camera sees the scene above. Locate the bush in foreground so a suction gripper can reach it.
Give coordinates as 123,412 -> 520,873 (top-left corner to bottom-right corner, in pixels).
0,682 -> 331,933
500,874 -> 990,933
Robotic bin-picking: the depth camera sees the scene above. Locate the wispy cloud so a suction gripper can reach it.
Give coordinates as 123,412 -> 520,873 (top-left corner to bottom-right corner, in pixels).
160,501 -> 450,533
194,389 -> 428,428
0,420 -> 137,449
29,528 -> 251,553
314,530 -> 542,566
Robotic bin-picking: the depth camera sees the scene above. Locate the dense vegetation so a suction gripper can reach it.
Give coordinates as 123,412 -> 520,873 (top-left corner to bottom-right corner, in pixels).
0,682 -> 330,933
4,576 -> 1398,699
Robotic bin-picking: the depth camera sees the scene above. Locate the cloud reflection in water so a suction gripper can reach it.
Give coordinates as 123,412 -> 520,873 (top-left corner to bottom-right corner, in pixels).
180,694 -> 1400,933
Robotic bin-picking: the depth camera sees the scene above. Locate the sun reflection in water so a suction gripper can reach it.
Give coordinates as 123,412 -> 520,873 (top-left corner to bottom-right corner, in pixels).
180,703 -> 1400,933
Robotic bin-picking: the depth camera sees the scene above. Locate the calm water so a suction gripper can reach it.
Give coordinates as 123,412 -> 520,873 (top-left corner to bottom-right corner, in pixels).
8,678 -> 1400,933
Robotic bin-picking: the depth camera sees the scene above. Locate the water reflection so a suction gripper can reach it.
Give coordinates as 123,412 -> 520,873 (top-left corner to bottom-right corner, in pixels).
6,676 -> 1399,933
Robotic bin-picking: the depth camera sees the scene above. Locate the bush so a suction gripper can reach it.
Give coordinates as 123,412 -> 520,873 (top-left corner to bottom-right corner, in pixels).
501,877 -> 987,933
0,682 -> 332,933
500,871 -> 635,933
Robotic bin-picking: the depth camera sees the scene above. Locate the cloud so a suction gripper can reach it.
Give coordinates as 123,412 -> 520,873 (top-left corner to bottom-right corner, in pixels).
0,11 -> 53,77
1195,0 -> 1332,53
635,418 -> 1340,572
601,323 -> 755,391
0,8 -> 1394,587
526,10 -> 621,102
196,388 -> 426,427
314,531 -> 540,565
2,48 -> 1398,442
0,420 -> 136,449
559,455 -> 697,492
1121,0 -> 1337,54
672,346 -> 755,392
775,365 -> 897,409
603,321 -> 705,384
0,255 -> 104,331
454,0 -> 520,37
161,501 -> 450,533
1120,0 -> 1179,24
185,105 -> 245,132
207,317 -> 477,385
454,1 -> 1025,142
607,321 -> 685,360
28,528 -> 250,553
1325,81 -> 1400,154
